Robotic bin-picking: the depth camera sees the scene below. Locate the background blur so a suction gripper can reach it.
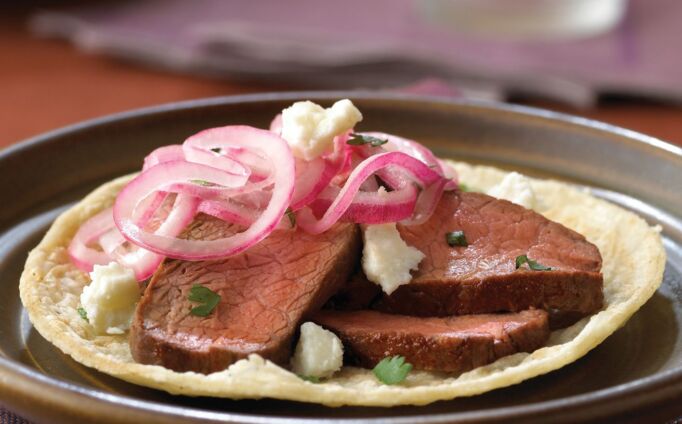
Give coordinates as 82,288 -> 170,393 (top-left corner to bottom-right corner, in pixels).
2,0 -> 682,148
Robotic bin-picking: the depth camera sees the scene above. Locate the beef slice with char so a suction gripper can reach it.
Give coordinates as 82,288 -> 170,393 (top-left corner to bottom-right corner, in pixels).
376,191 -> 603,316
313,309 -> 549,373
130,214 -> 361,374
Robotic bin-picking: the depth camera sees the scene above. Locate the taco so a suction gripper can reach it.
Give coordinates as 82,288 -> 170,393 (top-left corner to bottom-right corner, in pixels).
19,100 -> 665,407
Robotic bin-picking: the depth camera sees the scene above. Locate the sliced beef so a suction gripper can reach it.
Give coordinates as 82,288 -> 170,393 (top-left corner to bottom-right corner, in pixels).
376,191 -> 603,316
325,271 -> 381,311
130,214 -> 361,374
313,309 -> 549,373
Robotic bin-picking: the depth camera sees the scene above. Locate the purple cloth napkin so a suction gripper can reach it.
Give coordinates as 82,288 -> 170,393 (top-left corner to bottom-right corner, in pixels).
29,0 -> 682,107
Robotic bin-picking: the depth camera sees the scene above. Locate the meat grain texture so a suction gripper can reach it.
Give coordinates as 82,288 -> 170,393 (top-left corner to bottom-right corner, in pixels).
378,191 -> 604,316
130,214 -> 360,373
314,309 -> 549,373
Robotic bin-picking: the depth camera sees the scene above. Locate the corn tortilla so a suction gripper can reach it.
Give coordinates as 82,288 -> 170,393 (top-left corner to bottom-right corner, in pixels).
19,162 -> 666,407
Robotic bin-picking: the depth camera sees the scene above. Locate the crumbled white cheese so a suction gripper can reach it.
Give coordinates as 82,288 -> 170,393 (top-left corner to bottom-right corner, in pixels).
291,322 -> 344,378
80,262 -> 140,335
487,171 -> 544,211
362,223 -> 425,295
281,99 -> 363,160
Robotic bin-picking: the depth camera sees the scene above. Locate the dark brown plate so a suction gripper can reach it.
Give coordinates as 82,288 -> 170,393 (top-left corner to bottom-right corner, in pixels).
1,93 -> 681,424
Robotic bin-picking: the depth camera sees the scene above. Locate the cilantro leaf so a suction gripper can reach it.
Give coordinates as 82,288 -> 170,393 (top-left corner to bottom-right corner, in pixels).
285,207 -> 296,227
189,179 -> 216,187
458,183 -> 473,192
188,284 -> 221,317
77,307 -> 89,323
298,374 -> 320,383
445,230 -> 468,247
372,355 -> 412,385
347,133 -> 388,147
515,255 -> 552,271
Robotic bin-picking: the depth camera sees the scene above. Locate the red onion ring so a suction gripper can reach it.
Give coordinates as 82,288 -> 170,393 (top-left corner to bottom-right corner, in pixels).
71,113 -> 457,280
182,145 -> 251,179
309,184 -> 418,224
198,199 -> 256,227
68,207 -> 116,272
184,132 -> 271,181
143,145 -> 184,170
114,126 -> 295,260
297,151 -> 446,234
362,132 -> 458,190
113,193 -> 199,280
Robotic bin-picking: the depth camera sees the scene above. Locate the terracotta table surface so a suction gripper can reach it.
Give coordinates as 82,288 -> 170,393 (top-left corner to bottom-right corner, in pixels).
3,20 -> 682,150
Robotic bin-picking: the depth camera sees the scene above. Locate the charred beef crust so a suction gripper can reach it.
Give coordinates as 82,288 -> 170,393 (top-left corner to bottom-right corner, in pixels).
376,270 -> 602,316
376,191 -> 603,316
129,214 -> 361,374
313,309 -> 549,373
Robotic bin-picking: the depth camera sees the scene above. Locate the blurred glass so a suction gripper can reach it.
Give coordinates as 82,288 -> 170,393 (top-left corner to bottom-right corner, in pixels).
420,0 -> 628,41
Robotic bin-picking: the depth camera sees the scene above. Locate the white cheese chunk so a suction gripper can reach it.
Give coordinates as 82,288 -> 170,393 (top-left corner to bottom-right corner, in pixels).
362,223 -> 425,295
291,322 -> 344,378
487,171 -> 544,211
80,262 -> 140,335
281,99 -> 362,160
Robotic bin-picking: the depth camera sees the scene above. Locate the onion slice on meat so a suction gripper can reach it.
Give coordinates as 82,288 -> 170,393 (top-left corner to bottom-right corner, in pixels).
113,193 -> 200,280
359,132 -> 458,190
309,184 -> 419,224
70,116 -> 456,280
114,126 -> 295,260
296,151 -> 446,234
289,134 -> 351,211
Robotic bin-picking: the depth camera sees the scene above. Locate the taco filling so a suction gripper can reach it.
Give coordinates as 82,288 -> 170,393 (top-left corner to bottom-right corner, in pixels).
19,99 -> 665,406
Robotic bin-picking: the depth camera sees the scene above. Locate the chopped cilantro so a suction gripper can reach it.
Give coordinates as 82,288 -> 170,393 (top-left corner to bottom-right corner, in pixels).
445,230 -> 468,247
459,182 -> 481,193
298,374 -> 321,383
458,183 -> 472,192
189,179 -> 216,187
347,133 -> 388,147
285,207 -> 296,227
77,307 -> 89,323
372,355 -> 412,385
188,284 -> 221,317
515,255 -> 552,271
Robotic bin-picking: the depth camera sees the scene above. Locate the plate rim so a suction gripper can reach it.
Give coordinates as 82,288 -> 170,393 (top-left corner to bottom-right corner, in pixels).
3,91 -> 681,423
3,90 -> 681,161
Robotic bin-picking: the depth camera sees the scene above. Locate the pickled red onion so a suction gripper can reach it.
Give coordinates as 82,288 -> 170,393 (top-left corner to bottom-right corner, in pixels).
114,126 -> 295,260
309,184 -> 419,224
72,193 -> 199,280
112,193 -> 199,280
361,132 -> 457,190
70,115 -> 456,280
143,145 -> 184,170
296,151 -> 445,234
68,207 -> 117,272
198,199 -> 256,227
182,145 -> 250,179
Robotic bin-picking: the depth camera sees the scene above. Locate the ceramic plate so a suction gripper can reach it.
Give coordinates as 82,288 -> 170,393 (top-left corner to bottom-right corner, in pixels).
1,93 -> 681,423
